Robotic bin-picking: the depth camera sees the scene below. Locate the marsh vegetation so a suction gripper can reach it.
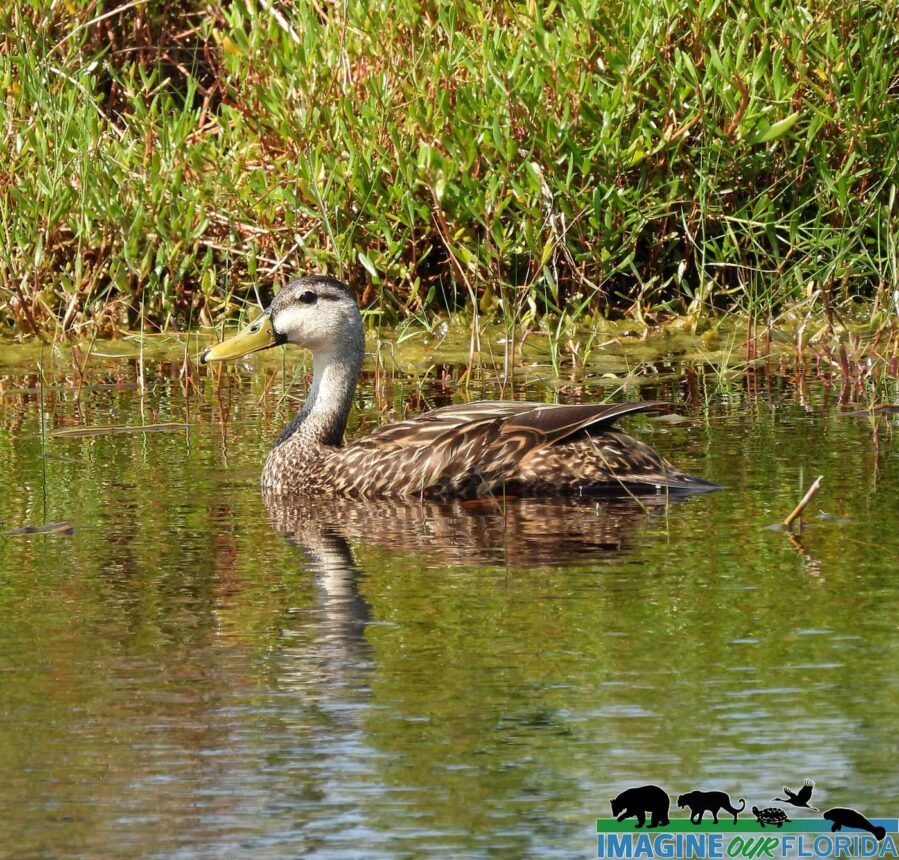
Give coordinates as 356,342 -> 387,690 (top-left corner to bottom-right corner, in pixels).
2,0 -> 897,371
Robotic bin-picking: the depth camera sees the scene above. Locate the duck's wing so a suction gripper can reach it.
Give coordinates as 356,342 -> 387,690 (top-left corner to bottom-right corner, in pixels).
362,400 -> 668,450
338,400 -> 675,496
359,401 -> 543,451
497,401 -> 670,448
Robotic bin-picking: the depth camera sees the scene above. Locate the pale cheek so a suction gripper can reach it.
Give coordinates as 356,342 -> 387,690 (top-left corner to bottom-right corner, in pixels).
274,305 -> 353,351
275,307 -> 315,345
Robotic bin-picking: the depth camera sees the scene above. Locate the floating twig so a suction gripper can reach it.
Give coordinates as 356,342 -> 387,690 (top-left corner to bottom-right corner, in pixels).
3,521 -> 74,536
51,423 -> 189,438
784,475 -> 823,528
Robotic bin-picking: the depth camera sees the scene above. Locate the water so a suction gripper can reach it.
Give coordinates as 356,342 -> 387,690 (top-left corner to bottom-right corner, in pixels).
0,338 -> 897,858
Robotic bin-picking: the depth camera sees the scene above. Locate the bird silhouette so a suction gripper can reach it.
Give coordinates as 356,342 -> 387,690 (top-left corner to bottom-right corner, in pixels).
775,779 -> 818,810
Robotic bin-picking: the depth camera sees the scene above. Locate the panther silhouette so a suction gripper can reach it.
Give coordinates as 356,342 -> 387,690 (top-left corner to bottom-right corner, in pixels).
677,790 -> 745,824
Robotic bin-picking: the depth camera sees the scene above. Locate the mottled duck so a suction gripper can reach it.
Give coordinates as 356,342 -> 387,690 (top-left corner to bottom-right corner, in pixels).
201,275 -> 716,498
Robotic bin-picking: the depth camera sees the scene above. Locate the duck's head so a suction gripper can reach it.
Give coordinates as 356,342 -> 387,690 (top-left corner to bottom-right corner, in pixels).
201,275 -> 363,364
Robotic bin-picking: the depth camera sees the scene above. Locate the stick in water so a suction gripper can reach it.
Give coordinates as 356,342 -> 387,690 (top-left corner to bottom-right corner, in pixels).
783,475 -> 823,528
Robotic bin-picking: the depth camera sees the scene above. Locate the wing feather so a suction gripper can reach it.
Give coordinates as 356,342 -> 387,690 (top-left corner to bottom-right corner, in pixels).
500,401 -> 669,445
360,400 -> 668,452
358,401 -> 540,450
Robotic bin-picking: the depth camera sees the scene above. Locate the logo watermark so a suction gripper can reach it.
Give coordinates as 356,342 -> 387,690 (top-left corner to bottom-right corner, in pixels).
597,782 -> 897,859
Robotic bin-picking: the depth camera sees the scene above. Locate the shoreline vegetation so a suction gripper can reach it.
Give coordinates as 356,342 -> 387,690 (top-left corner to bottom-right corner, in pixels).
1,0 -> 897,368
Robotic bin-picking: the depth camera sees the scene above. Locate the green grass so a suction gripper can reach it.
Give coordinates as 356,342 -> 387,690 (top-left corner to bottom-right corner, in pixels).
1,0 -> 898,338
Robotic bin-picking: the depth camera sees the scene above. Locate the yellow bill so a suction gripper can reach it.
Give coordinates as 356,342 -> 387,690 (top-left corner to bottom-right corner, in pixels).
201,312 -> 283,363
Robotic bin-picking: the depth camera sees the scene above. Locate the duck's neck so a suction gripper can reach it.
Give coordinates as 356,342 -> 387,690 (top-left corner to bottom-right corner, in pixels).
279,343 -> 363,448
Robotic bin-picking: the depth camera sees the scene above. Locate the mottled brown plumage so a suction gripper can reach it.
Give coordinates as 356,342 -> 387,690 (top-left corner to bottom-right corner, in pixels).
202,275 -> 716,499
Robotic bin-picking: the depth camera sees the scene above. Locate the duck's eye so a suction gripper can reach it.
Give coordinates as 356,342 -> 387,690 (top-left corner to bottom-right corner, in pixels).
298,291 -> 317,304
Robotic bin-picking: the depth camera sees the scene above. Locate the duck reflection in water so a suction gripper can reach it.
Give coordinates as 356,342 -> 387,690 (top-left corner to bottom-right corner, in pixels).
263,490 -> 698,649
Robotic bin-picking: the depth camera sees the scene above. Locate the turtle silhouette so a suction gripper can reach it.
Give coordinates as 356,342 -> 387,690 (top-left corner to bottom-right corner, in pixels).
775,778 -> 818,810
753,806 -> 791,828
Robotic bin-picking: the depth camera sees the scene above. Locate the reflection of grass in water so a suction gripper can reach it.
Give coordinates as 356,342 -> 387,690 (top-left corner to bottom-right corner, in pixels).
37,349 -> 48,524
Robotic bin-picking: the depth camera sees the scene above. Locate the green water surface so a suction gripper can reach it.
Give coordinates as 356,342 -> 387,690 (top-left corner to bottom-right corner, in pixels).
0,340 -> 897,859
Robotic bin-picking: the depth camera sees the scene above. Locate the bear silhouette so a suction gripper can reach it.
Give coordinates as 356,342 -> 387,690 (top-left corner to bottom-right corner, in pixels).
610,785 -> 670,829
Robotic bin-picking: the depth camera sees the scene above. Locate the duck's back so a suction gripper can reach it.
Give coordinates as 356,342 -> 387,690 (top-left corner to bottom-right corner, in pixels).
307,400 -> 715,498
